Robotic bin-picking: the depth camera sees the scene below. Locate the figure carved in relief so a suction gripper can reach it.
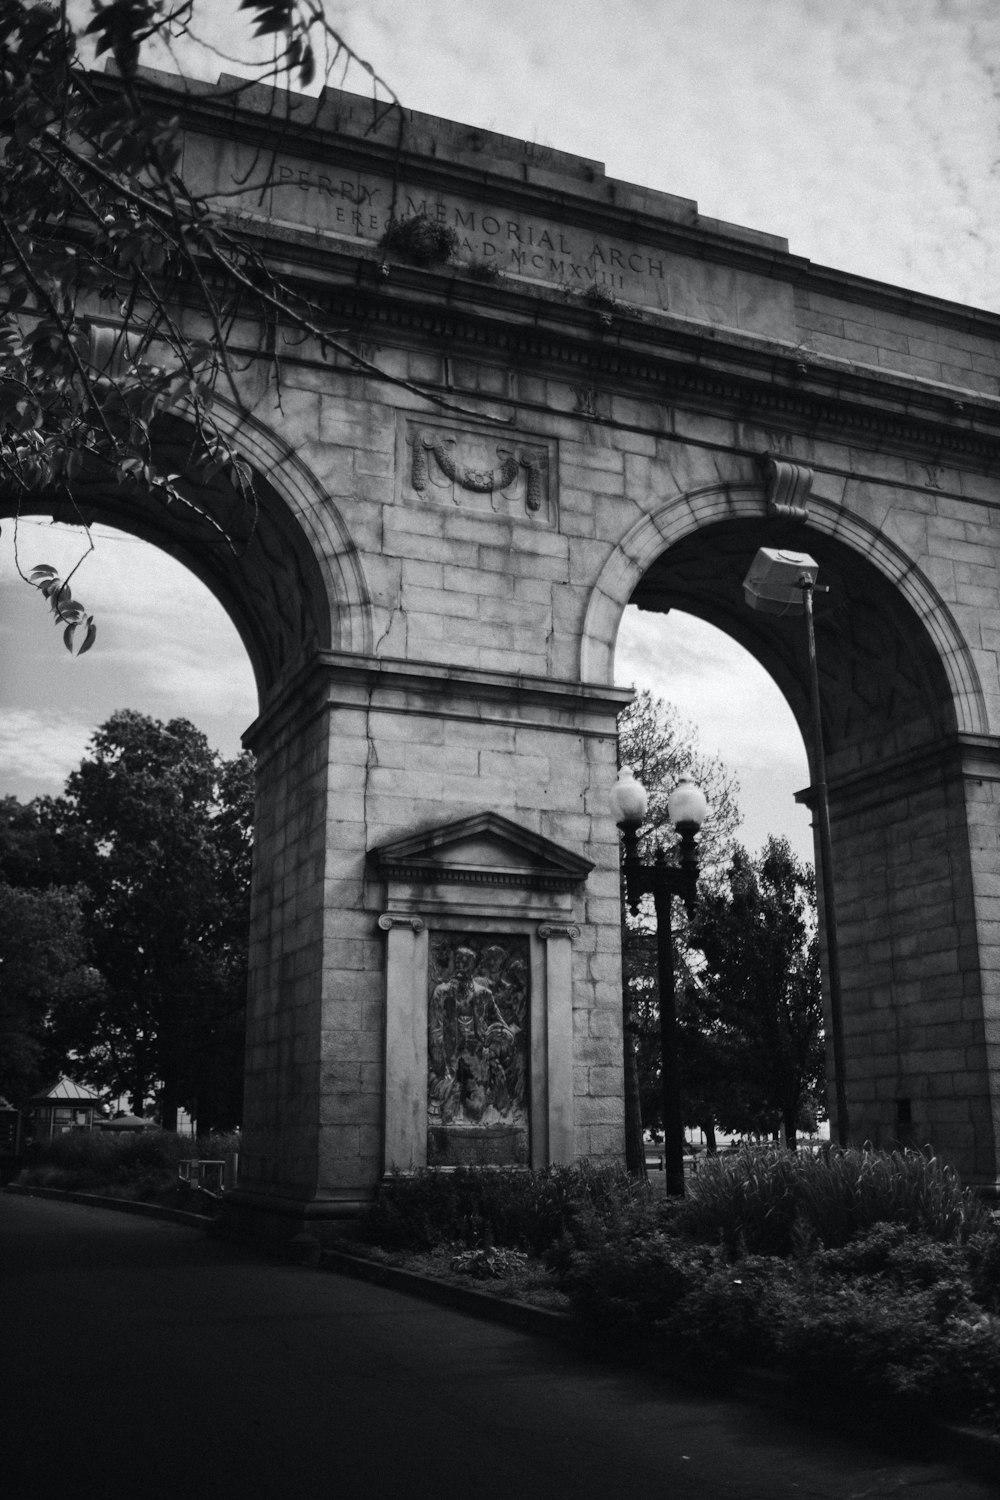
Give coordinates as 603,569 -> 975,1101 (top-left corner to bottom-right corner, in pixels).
428,937 -> 528,1131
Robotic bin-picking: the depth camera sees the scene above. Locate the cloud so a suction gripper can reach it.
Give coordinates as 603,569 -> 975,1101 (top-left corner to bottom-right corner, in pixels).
1,524 -> 258,791
0,709 -> 95,796
614,605 -> 815,860
319,0 -> 1000,310
615,607 -> 808,776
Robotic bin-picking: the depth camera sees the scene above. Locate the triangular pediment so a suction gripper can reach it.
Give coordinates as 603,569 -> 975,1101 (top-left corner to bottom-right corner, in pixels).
371,812 -> 592,891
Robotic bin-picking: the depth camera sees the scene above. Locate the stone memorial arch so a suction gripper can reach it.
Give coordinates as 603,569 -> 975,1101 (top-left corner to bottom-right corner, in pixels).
16,68 -> 1000,1242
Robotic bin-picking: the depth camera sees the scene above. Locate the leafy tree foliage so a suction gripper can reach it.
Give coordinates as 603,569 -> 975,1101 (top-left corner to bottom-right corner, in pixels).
688,837 -> 825,1149
0,880 -> 102,1102
0,791 -> 85,887
616,690 -> 742,1166
618,690 -> 742,876
0,0 -> 452,642
36,709 -> 253,1129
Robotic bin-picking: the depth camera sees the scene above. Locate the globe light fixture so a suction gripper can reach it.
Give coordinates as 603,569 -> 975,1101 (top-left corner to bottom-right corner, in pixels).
609,764 -> 649,828
667,776 -> 709,833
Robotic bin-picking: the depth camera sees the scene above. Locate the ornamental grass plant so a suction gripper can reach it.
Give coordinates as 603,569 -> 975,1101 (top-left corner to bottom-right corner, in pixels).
673,1144 -> 988,1255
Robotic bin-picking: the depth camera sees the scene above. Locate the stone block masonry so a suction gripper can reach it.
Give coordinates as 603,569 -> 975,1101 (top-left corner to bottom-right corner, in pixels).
113,68 -> 1000,1241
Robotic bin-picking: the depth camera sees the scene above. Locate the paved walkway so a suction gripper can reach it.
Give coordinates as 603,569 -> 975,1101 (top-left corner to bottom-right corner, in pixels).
1,1193 -> 994,1500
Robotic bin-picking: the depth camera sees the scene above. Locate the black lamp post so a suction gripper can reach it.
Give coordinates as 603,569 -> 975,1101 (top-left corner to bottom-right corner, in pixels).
610,767 -> 708,1197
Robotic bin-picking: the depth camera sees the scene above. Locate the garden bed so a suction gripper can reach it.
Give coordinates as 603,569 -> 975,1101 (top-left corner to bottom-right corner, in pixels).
346,1149 -> 1000,1439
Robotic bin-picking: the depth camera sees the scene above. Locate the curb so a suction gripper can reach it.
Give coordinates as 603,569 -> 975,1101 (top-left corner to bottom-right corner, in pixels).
319,1244 -> 580,1341
319,1244 -> 1000,1485
5,1181 -> 216,1230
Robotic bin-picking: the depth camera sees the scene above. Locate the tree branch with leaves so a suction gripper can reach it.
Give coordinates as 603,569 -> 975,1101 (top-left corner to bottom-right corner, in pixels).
0,0 -> 472,649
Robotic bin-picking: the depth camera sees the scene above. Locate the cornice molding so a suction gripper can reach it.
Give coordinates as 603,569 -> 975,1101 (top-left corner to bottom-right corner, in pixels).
243,649 -> 633,757
333,288 -> 1000,468
207,238 -> 998,468
797,732 -> 1000,821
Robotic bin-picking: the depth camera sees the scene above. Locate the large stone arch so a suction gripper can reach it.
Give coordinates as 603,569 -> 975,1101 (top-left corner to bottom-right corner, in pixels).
582,480 -> 999,1178
581,481 -> 987,747
6,402 -> 373,705
17,68 -> 1000,1237
4,405 -> 382,1227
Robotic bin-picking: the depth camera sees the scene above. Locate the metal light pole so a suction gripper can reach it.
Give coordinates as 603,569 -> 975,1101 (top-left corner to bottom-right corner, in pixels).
611,768 -> 708,1196
743,547 -> 850,1145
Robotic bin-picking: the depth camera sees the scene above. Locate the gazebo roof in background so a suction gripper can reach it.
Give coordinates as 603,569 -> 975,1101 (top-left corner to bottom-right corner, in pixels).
30,1078 -> 103,1105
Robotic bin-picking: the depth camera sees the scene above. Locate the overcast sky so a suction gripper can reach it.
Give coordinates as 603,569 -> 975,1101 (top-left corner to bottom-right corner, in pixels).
3,0 -> 999,862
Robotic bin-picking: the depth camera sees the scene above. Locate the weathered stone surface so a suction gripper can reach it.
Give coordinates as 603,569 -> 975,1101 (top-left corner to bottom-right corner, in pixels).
55,70 -> 1000,1242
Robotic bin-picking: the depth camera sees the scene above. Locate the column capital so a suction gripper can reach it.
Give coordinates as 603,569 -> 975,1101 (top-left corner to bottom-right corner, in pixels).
377,912 -> 425,933
537,922 -> 581,942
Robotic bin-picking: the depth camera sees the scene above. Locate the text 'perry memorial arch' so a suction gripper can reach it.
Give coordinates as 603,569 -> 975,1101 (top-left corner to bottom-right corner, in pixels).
24,68 -> 1000,1243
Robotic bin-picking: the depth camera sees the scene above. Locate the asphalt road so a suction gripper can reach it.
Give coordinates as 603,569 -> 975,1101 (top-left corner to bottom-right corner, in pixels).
1,1193 -> 994,1500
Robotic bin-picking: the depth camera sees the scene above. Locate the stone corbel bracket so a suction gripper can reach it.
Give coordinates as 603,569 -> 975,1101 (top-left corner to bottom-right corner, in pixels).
760,453 -> 813,520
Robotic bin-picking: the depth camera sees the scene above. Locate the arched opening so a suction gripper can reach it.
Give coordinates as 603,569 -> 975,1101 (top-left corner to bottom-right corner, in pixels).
628,516 -> 961,782
0,514 -> 260,1135
7,410 -> 360,706
1,414 -> 371,1153
601,499 -> 997,1180
614,603 -> 811,862
0,519 -> 257,801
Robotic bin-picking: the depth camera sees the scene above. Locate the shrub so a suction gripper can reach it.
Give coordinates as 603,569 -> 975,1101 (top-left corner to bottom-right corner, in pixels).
361,1162 -> 650,1255
462,256 -> 506,284
559,1233 -> 722,1330
19,1129 -> 239,1196
780,1281 -> 1000,1430
813,1223 -> 976,1308
662,1254 -> 798,1371
378,213 -> 459,267
966,1223 -> 1000,1312
675,1146 -> 987,1255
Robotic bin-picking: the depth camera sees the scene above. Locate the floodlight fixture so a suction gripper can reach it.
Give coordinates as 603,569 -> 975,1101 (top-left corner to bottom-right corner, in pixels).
742,548 -> 819,616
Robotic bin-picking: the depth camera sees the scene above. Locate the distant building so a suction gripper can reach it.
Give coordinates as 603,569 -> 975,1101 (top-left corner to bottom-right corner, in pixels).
27,1078 -> 105,1141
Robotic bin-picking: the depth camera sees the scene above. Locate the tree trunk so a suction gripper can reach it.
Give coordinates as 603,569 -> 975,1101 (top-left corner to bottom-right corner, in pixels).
160,1088 -> 179,1133
701,1118 -> 717,1154
781,1108 -> 797,1152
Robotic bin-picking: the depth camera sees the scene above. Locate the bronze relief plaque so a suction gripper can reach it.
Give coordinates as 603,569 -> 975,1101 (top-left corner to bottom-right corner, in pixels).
427,933 -> 529,1167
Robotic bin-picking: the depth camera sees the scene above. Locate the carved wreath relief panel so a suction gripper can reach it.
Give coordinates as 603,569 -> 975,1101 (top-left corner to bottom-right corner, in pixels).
427,932 -> 530,1167
398,416 -> 555,525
